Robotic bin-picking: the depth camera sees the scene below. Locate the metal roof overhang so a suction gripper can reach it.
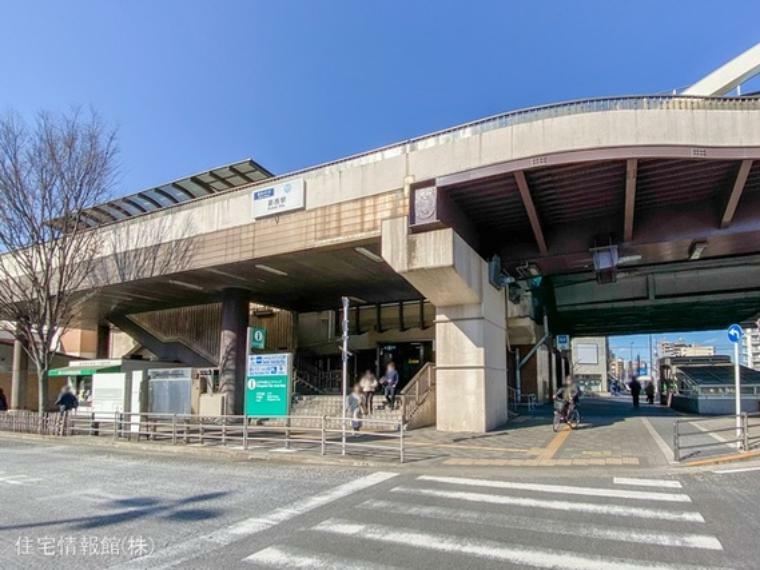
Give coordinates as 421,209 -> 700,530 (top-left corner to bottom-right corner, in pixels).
71,159 -> 273,229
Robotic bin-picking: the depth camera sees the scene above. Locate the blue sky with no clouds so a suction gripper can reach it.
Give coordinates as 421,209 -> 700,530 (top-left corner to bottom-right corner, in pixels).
1,1 -> 758,350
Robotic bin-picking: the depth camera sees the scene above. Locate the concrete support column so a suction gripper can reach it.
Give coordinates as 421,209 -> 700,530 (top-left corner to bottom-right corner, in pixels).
219,288 -> 250,415
382,217 -> 508,431
96,325 -> 111,359
11,338 -> 28,410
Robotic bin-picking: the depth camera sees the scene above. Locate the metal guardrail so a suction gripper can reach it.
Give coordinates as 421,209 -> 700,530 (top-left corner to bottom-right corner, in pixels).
65,94 -> 760,233
673,413 -> 760,462
0,410 -> 406,463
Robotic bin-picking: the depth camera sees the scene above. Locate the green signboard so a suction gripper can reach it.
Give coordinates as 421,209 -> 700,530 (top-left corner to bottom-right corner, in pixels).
244,352 -> 291,417
249,326 -> 267,350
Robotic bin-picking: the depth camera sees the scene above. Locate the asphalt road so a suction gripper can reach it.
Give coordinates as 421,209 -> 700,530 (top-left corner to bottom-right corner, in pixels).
2,437 -> 760,569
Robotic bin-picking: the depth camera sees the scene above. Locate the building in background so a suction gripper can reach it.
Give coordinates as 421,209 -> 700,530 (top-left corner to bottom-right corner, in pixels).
658,340 -> 715,358
743,327 -> 760,370
571,337 -> 609,393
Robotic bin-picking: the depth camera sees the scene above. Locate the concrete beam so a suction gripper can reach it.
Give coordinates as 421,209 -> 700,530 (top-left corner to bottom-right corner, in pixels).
721,160 -> 753,228
514,171 -> 548,255
684,42 -> 760,96
624,158 -> 638,242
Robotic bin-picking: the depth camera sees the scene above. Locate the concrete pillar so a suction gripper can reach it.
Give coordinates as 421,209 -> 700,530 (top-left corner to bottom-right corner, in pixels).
382,217 -> 507,431
11,339 -> 28,410
96,325 -> 111,359
219,288 -> 250,415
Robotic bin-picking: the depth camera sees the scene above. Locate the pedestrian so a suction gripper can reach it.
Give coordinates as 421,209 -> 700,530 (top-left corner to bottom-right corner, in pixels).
381,361 -> 400,410
0,388 -> 7,411
54,384 -> 79,413
645,381 -> 655,405
359,369 -> 378,415
629,376 -> 642,408
346,383 -> 363,434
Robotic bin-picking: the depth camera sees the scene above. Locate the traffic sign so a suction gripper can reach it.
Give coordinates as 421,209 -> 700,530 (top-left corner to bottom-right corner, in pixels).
556,334 -> 570,351
727,324 -> 744,344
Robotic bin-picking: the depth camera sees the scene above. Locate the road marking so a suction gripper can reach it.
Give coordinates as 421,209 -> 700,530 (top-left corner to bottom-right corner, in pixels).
313,519 -> 720,570
614,477 -> 682,489
245,545 -> 401,569
537,428 -> 571,460
0,475 -> 43,485
112,471 -> 398,570
713,465 -> 760,474
361,499 -> 722,550
417,475 -> 691,503
641,417 -> 676,463
392,486 -> 704,522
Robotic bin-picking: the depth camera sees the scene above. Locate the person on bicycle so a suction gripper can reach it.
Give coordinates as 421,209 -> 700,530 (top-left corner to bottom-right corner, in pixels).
555,374 -> 580,418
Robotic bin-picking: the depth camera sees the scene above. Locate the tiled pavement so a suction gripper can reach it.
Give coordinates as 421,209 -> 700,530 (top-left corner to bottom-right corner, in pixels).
402,395 -> 679,467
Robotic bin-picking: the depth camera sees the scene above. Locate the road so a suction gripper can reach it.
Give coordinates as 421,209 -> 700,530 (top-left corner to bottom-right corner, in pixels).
2,437 -> 760,568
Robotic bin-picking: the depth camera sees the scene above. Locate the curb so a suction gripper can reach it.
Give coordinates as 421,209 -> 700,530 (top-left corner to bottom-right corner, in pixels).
0,431 -> 401,469
681,449 -> 760,468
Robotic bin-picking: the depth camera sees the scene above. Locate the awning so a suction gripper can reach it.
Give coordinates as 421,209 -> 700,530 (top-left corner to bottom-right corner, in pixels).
48,365 -> 121,377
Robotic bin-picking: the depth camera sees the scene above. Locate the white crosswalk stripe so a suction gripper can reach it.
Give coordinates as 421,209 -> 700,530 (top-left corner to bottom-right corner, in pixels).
245,545 -> 401,569
242,474 -> 730,570
418,474 -> 691,502
359,499 -> 722,550
391,485 -> 704,522
0,473 -> 43,485
614,477 -> 683,489
311,519 -> 724,570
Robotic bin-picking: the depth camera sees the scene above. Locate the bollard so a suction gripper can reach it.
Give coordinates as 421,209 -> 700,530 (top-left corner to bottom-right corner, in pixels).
673,421 -> 680,462
399,422 -> 405,464
321,415 -> 326,456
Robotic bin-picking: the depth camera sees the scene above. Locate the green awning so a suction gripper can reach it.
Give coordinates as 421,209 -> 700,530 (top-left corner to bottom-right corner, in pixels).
48,365 -> 121,377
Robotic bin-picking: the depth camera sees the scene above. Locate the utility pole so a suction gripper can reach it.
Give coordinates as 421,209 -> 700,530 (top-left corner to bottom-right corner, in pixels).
340,296 -> 350,456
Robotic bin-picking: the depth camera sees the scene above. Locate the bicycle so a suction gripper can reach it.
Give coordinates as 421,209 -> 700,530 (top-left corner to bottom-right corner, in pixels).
553,402 -> 581,431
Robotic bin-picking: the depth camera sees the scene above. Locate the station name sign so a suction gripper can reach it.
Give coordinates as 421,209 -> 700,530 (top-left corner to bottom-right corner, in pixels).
251,178 -> 305,219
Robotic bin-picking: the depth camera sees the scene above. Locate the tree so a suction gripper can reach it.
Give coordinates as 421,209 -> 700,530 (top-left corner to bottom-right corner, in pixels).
0,110 -> 117,413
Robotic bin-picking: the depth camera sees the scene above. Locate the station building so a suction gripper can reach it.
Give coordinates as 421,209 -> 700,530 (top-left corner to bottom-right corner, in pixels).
6,44 -> 760,431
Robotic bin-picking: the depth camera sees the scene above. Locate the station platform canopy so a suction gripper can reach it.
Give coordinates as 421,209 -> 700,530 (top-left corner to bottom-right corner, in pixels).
77,159 -> 273,228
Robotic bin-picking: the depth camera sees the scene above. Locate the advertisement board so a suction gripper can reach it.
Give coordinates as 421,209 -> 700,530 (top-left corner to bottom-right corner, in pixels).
244,353 -> 291,417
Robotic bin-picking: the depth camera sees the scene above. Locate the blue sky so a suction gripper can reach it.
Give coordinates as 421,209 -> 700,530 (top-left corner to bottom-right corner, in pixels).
2,2 -> 759,350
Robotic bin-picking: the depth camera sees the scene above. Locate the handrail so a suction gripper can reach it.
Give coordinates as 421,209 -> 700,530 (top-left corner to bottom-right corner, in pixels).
673,413 -> 760,461
0,409 -> 406,463
399,362 -> 436,426
71,94 -> 760,233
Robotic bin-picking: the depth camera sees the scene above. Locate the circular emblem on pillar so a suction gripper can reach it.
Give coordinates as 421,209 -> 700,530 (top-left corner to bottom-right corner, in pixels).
415,187 -> 437,223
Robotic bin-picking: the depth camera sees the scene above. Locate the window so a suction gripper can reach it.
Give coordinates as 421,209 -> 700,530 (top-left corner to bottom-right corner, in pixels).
575,343 -> 598,365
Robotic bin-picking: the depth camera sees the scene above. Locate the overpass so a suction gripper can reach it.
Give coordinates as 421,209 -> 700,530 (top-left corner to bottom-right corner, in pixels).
10,43 -> 760,431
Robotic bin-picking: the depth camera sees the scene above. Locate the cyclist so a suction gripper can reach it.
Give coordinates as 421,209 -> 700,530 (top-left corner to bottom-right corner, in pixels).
554,374 -> 580,420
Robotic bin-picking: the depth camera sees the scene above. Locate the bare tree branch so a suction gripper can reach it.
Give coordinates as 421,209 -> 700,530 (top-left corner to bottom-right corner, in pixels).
0,110 -> 117,413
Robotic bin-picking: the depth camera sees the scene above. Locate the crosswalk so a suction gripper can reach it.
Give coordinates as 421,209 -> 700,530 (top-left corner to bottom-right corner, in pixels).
0,470 -> 42,486
241,473 -> 730,569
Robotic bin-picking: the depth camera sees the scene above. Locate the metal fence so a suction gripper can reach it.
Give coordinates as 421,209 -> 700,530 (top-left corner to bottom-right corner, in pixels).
0,410 -> 406,463
673,413 -> 760,462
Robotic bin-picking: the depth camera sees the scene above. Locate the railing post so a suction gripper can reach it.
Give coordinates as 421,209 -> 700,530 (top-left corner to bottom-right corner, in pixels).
285,416 -> 290,450
172,414 -> 177,445
113,411 -> 118,441
199,420 -> 204,445
399,421 -> 405,464
222,416 -> 228,445
243,417 -> 249,450
401,397 -> 407,426
742,412 -> 749,452
321,415 -> 326,456
673,421 -> 680,462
